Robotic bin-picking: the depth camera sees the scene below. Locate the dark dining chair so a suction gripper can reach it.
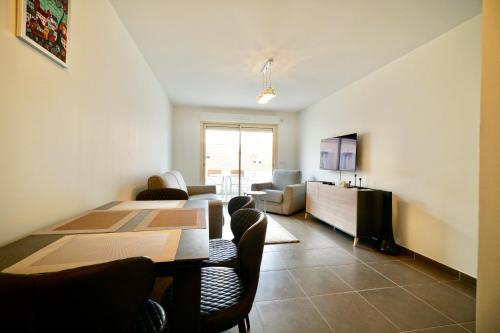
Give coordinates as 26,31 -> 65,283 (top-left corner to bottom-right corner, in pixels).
200,211 -> 267,333
203,208 -> 262,268
136,188 -> 189,200
0,257 -> 167,333
227,196 -> 255,217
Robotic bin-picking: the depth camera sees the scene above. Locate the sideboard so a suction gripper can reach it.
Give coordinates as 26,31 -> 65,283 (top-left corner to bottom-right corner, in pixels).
305,181 -> 384,246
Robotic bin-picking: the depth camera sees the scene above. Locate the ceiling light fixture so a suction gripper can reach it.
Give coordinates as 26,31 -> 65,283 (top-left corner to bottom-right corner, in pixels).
257,58 -> 277,104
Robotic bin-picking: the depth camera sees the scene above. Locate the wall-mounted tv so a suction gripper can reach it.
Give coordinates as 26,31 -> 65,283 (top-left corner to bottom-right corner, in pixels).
320,133 -> 357,171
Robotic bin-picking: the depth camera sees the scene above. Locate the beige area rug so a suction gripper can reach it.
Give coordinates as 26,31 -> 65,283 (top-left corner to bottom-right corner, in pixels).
265,215 -> 299,244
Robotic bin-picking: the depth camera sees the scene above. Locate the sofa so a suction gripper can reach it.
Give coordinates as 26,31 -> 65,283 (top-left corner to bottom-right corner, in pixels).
147,171 -> 224,239
251,169 -> 306,215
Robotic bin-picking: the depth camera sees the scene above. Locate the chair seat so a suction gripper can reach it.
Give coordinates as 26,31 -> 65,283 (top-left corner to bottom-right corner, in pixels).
134,299 -> 167,333
203,239 -> 238,267
190,193 -> 221,200
201,267 -> 244,317
263,189 -> 283,203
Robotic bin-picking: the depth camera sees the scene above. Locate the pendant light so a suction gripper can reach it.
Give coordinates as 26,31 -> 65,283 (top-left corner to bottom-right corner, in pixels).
257,58 -> 277,104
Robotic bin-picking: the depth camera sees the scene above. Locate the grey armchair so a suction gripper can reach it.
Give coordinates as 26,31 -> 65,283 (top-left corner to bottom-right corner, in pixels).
251,169 -> 305,215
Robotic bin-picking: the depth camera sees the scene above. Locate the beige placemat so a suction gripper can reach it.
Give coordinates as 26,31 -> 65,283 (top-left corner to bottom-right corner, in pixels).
34,210 -> 140,235
134,208 -> 206,231
3,230 -> 182,274
108,200 -> 186,211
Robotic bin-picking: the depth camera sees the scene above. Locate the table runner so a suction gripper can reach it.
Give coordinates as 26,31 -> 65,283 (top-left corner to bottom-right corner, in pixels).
34,210 -> 140,235
134,208 -> 206,231
3,230 -> 182,274
107,200 -> 186,211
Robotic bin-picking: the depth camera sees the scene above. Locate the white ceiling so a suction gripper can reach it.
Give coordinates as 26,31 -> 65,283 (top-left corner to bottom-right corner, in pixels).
110,0 -> 481,112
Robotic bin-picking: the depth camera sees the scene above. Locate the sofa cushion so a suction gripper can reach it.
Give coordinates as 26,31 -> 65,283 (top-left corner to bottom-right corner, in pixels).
263,189 -> 283,203
170,171 -> 188,193
272,170 -> 301,191
148,171 -> 188,193
190,193 -> 221,201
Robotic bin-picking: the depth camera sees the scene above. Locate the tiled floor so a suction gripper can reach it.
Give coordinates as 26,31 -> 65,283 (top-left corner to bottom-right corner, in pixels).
222,211 -> 476,333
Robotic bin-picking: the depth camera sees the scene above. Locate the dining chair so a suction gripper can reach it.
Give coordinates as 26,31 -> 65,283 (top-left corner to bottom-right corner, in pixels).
207,169 -> 225,194
0,257 -> 168,333
136,188 -> 189,200
200,212 -> 267,333
203,207 -> 260,268
227,196 -> 255,217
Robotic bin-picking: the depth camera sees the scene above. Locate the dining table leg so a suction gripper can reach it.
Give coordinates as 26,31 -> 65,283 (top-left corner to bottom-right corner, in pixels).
171,262 -> 202,333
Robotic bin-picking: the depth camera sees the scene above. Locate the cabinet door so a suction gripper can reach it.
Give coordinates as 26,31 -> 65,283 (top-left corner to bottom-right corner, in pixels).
306,182 -> 319,213
318,185 -> 357,236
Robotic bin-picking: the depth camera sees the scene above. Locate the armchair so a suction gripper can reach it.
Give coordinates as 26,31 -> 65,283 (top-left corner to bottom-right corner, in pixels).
251,169 -> 305,215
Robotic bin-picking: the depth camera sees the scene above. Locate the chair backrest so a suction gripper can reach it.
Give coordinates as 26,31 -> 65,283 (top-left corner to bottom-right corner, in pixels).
208,169 -> 222,176
227,196 -> 255,217
136,188 -> 189,200
148,170 -> 188,193
236,213 -> 267,304
0,257 -> 156,332
230,208 -> 262,244
272,169 -> 302,190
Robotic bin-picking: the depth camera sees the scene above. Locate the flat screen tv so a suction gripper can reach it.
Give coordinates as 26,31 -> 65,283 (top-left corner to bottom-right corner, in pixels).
320,133 -> 357,171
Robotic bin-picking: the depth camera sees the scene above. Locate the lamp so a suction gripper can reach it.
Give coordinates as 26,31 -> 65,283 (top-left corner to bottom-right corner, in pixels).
257,59 -> 277,104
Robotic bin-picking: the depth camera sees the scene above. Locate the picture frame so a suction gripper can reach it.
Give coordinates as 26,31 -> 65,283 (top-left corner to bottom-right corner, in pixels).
16,0 -> 71,68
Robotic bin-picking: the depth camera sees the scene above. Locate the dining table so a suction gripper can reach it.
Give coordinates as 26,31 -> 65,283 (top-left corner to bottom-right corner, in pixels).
0,199 -> 210,333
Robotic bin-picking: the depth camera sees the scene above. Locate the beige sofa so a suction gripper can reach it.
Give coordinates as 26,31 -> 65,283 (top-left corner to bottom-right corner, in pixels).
148,171 -> 224,239
251,169 -> 305,215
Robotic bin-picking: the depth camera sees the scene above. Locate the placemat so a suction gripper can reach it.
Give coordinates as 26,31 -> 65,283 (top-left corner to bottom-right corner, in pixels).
3,230 -> 181,274
108,200 -> 186,211
134,208 -> 206,231
34,210 -> 140,235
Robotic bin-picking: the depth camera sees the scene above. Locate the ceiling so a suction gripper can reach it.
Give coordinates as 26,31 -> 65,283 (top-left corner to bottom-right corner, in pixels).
110,0 -> 481,112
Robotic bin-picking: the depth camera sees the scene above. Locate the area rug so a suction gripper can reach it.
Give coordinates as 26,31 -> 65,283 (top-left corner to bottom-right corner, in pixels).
265,215 -> 299,244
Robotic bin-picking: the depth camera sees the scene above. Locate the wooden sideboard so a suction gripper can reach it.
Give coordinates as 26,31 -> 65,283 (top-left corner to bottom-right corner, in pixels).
305,181 -> 384,246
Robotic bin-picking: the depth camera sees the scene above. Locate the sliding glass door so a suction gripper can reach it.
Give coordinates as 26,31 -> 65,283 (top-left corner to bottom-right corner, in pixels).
202,123 -> 276,201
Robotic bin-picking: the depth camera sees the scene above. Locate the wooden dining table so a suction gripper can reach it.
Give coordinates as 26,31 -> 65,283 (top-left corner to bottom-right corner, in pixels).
0,200 -> 210,333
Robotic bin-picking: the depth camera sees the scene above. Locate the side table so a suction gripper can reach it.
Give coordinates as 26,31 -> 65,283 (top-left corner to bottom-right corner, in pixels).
244,190 -> 267,213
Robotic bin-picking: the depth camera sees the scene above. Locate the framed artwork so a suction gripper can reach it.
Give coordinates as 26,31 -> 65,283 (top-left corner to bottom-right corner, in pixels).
16,0 -> 70,67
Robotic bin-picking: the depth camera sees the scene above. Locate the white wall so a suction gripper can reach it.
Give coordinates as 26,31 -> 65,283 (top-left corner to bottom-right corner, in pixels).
0,0 -> 172,246
299,16 -> 481,276
172,106 -> 298,185
477,0 -> 500,330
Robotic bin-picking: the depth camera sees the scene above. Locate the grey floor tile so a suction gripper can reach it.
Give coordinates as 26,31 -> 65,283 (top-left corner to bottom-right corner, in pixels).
260,252 -> 287,271
311,292 -> 399,333
256,298 -> 332,333
305,219 -> 356,246
445,280 -> 476,299
404,283 -> 476,323
278,247 -> 358,269
360,287 -> 453,331
368,261 -> 437,285
341,243 -> 410,263
268,242 -> 305,252
330,263 -> 396,290
289,267 -> 352,296
301,236 -> 343,249
407,324 -> 470,332
459,321 -> 475,333
401,258 -> 459,282
224,210 -> 476,332
255,270 -> 305,301
222,305 -> 264,333
263,245 -> 273,253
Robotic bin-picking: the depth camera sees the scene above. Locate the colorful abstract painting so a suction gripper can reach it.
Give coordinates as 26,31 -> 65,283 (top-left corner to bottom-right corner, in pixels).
17,0 -> 70,67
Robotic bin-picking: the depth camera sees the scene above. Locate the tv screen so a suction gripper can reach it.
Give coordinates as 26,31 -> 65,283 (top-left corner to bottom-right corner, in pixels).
320,133 -> 357,171
320,137 -> 340,170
